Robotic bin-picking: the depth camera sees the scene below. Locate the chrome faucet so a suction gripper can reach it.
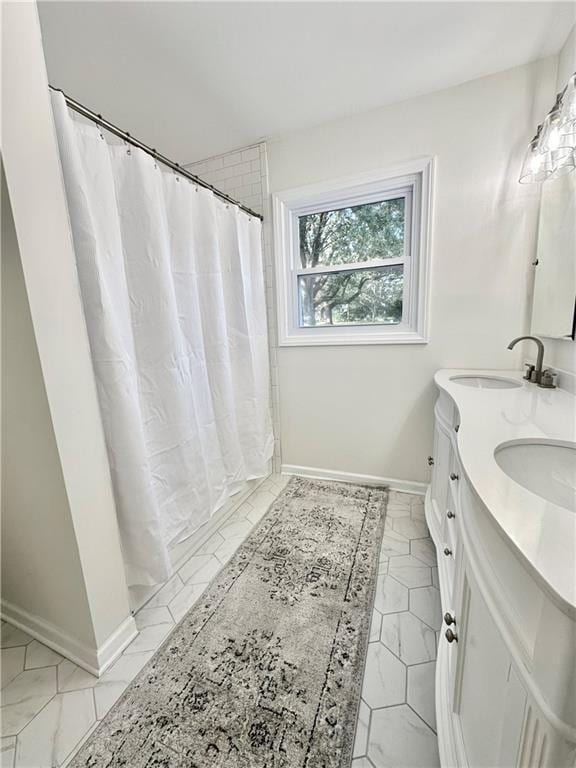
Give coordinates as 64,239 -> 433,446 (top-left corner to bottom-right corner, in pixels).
507,335 -> 555,387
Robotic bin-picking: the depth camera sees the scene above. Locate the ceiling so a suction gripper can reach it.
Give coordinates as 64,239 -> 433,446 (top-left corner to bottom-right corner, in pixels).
38,2 -> 574,164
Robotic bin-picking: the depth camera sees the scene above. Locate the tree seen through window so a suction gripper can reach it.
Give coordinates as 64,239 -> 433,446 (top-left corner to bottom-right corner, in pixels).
297,198 -> 405,327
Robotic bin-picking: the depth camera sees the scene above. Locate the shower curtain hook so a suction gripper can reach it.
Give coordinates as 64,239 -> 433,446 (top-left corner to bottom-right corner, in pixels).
96,114 -> 105,141
124,132 -> 132,155
174,163 -> 181,182
152,149 -> 158,170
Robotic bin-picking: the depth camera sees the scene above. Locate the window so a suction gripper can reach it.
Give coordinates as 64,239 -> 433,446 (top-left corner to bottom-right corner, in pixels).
273,158 -> 433,345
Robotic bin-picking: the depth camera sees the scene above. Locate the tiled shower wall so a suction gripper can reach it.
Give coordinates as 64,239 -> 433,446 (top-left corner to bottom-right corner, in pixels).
184,144 -> 281,472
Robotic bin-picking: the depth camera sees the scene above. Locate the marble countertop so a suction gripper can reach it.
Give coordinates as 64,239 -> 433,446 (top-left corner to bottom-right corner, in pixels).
435,369 -> 576,617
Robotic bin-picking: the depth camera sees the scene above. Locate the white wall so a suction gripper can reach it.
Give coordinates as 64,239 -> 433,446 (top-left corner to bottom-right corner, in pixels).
545,24 -> 576,374
1,1 -> 135,674
267,58 -> 556,484
1,173 -> 96,650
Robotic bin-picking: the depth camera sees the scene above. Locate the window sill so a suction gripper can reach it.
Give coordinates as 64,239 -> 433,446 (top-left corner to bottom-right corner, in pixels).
278,328 -> 429,347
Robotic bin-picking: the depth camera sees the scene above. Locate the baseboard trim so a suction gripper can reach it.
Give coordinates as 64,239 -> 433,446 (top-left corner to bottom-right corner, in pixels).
281,464 -> 427,495
94,616 -> 139,675
0,599 -> 137,677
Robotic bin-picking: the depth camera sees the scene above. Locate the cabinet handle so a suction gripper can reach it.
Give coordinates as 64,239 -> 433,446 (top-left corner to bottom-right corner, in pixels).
427,456 -> 434,466
447,510 -> 455,519
443,547 -> 452,557
445,628 -> 458,643
455,424 -> 460,433
450,472 -> 459,481
444,612 -> 456,626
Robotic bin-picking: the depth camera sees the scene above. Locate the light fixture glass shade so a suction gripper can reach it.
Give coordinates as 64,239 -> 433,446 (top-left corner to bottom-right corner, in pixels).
540,100 -> 574,157
558,74 -> 576,140
519,128 -> 555,183
519,73 -> 576,184
549,148 -> 576,180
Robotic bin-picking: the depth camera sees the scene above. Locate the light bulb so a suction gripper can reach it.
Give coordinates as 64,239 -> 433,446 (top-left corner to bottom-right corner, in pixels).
547,125 -> 561,151
530,152 -> 543,172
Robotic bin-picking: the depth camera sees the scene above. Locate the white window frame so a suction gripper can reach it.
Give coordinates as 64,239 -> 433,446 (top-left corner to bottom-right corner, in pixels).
272,157 -> 434,346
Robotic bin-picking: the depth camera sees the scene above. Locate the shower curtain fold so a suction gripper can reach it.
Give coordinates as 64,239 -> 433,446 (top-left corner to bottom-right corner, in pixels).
50,92 -> 274,585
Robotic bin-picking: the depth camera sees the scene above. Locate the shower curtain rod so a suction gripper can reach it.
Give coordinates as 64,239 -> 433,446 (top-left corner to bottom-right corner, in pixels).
49,85 -> 263,221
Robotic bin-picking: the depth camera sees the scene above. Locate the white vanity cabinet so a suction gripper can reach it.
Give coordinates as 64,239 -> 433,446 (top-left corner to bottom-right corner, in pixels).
452,556 -> 528,768
426,371 -> 576,768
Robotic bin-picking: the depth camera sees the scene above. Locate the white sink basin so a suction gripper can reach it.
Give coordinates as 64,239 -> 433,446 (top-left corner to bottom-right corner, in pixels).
450,375 -> 522,389
495,440 -> 576,512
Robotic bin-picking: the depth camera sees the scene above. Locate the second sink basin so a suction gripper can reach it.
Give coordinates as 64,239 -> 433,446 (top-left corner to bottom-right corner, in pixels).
495,440 -> 576,512
450,375 -> 522,389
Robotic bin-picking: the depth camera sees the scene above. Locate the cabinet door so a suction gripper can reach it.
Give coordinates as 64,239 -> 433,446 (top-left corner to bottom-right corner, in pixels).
454,565 -> 526,767
431,418 -> 452,520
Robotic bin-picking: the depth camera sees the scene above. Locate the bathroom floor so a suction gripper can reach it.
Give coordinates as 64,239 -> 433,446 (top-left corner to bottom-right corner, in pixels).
1,478 -> 441,768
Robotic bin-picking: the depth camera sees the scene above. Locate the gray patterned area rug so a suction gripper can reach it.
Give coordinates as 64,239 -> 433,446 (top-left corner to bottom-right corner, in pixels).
71,477 -> 388,768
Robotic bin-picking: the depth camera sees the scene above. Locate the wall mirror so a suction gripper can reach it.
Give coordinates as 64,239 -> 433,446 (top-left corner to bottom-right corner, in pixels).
531,172 -> 576,340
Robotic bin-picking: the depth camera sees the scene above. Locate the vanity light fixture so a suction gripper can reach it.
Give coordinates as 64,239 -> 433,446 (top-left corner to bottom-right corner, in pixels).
519,72 -> 576,183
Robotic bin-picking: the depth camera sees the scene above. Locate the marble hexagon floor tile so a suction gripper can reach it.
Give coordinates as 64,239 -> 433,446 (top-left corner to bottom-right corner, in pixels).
392,516 -> 430,541
195,530 -> 225,556
410,537 -> 438,566
407,660 -> 437,731
167,582 -> 208,623
14,689 -> 95,768
379,530 -> 411,557
0,625 -> 33,650
409,585 -> 443,630
388,554 -> 432,588
93,651 -> 153,720
369,609 -> 383,642
214,534 -> 247,565
1,667 -> 57,736
123,622 -> 173,654
385,492 -> 412,519
1,647 -> 25,690
351,759 -> 373,768
353,700 -> 371,758
57,661 -> 98,694
380,610 -> 436,665
373,574 -> 409,614
134,605 -> 173,630
246,503 -> 270,525
143,573 -> 184,609
178,553 -> 222,584
246,489 -> 278,514
217,517 -> 254,540
24,640 -> 63,670
362,642 -> 407,709
368,704 -> 440,767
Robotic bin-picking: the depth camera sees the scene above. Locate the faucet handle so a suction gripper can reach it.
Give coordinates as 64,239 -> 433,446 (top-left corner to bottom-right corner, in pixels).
538,369 -> 557,389
523,363 -> 535,381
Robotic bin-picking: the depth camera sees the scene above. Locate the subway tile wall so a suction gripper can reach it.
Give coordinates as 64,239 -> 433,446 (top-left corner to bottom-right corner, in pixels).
185,144 -> 281,472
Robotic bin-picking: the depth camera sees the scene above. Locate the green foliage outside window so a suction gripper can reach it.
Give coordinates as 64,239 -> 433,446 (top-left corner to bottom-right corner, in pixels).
298,198 -> 405,327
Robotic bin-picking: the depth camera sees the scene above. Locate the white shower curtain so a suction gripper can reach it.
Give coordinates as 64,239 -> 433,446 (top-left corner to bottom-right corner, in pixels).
51,92 -> 274,586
